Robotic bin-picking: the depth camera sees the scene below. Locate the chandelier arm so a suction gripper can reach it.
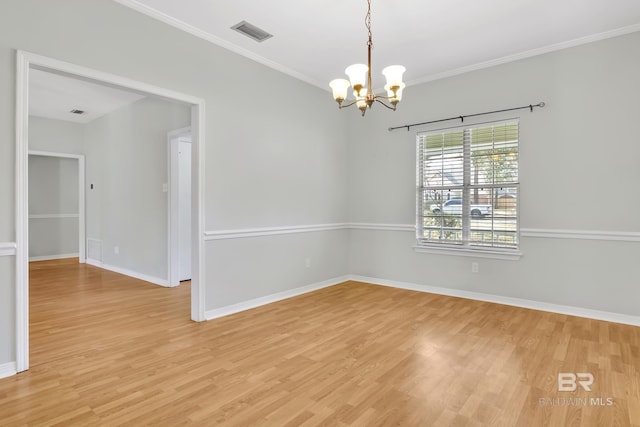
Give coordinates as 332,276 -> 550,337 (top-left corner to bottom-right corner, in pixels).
338,99 -> 361,109
374,98 -> 397,111
373,94 -> 394,100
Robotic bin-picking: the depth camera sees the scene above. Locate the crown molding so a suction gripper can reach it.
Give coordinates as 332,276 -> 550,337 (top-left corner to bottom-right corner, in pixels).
406,23 -> 640,88
111,0 -> 325,89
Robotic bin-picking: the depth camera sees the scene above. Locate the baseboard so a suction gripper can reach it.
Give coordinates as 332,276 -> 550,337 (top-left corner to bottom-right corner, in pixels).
0,361 -> 17,379
86,258 -> 169,287
349,275 -> 640,327
205,275 -> 350,320
29,253 -> 79,262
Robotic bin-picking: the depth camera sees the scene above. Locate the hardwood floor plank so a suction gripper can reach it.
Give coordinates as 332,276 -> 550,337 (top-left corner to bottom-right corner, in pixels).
0,260 -> 639,426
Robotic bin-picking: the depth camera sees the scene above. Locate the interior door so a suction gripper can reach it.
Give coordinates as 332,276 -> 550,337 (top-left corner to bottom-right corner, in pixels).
178,139 -> 192,281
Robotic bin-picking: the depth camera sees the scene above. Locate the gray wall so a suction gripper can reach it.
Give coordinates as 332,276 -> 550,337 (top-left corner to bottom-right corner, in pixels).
0,257 -> 14,365
28,155 -> 79,259
84,97 -> 190,280
0,0 -> 348,366
347,32 -> 640,316
29,116 -> 84,154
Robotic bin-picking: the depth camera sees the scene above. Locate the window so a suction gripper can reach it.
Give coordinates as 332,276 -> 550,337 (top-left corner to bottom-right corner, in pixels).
416,120 -> 519,253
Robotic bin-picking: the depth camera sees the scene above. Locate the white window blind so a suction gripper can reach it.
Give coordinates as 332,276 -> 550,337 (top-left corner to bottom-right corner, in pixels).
416,120 -> 519,250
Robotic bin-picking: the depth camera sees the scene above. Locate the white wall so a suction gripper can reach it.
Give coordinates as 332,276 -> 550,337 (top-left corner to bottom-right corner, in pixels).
28,155 -> 79,260
347,32 -> 640,316
0,0 -> 349,366
84,97 -> 190,281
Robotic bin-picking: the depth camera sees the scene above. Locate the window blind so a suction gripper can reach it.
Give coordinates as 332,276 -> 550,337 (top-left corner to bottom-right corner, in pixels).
417,120 -> 519,249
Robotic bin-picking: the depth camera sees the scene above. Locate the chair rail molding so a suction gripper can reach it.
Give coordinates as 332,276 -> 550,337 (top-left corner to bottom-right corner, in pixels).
204,223 -> 350,240
520,228 -> 640,242
29,213 -> 80,219
0,242 -> 17,257
204,223 -> 639,243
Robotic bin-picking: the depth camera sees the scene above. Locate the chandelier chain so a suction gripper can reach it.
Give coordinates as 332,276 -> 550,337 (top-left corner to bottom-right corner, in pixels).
366,0 -> 372,46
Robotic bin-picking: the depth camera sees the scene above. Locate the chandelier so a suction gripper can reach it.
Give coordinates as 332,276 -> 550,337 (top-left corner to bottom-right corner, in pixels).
329,0 -> 406,117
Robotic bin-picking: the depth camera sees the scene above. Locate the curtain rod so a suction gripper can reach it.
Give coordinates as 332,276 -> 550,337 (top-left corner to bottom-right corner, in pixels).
388,102 -> 546,132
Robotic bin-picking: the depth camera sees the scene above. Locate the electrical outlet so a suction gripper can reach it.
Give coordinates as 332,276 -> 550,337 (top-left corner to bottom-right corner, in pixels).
305,257 -> 311,268
114,246 -> 120,255
471,262 -> 479,273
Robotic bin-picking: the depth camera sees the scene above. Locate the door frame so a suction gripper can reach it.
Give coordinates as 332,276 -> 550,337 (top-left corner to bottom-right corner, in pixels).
27,150 -> 86,264
168,126 -> 191,287
15,50 -> 207,373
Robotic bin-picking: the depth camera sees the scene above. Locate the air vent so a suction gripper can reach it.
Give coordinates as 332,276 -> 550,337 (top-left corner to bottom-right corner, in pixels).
231,21 -> 273,42
70,109 -> 86,115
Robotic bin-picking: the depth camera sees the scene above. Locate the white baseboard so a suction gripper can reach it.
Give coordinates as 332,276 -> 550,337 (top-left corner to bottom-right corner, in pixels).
205,275 -> 350,320
86,258 -> 169,287
350,275 -> 640,327
29,253 -> 79,262
0,361 -> 17,379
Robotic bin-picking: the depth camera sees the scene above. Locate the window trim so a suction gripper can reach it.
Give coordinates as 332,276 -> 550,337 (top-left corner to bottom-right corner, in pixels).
413,244 -> 522,260
415,119 -> 521,256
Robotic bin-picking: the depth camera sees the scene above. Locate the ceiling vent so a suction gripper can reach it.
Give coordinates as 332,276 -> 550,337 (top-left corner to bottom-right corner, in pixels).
231,21 -> 273,42
69,109 -> 86,115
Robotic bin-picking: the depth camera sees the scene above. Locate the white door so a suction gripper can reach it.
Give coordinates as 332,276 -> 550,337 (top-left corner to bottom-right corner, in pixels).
177,139 -> 191,281
169,130 -> 192,286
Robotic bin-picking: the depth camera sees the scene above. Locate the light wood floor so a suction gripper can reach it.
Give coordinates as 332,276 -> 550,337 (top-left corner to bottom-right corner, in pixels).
0,259 -> 638,426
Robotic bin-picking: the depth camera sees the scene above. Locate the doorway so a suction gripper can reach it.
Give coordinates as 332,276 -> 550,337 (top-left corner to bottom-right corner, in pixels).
15,51 -> 206,373
27,150 -> 85,264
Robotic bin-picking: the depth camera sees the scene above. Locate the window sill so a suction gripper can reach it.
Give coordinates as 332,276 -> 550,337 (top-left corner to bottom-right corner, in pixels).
413,245 -> 522,260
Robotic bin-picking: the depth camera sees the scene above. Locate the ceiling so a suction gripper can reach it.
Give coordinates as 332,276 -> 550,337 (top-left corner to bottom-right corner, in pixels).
30,69 -> 146,124
114,0 -> 640,90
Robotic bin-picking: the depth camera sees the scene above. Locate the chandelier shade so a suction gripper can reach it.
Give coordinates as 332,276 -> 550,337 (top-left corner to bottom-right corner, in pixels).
345,64 -> 368,90
382,65 -> 406,88
329,0 -> 406,116
329,79 -> 350,103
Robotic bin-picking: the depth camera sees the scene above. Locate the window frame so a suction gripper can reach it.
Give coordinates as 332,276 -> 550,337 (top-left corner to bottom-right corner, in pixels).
414,119 -> 522,260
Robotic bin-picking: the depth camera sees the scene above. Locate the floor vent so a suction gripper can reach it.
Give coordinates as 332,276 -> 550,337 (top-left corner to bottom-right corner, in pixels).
87,238 -> 102,262
231,21 -> 273,42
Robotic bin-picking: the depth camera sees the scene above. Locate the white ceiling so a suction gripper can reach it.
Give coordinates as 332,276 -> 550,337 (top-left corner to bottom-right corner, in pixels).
115,0 -> 640,90
30,68 -> 146,124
